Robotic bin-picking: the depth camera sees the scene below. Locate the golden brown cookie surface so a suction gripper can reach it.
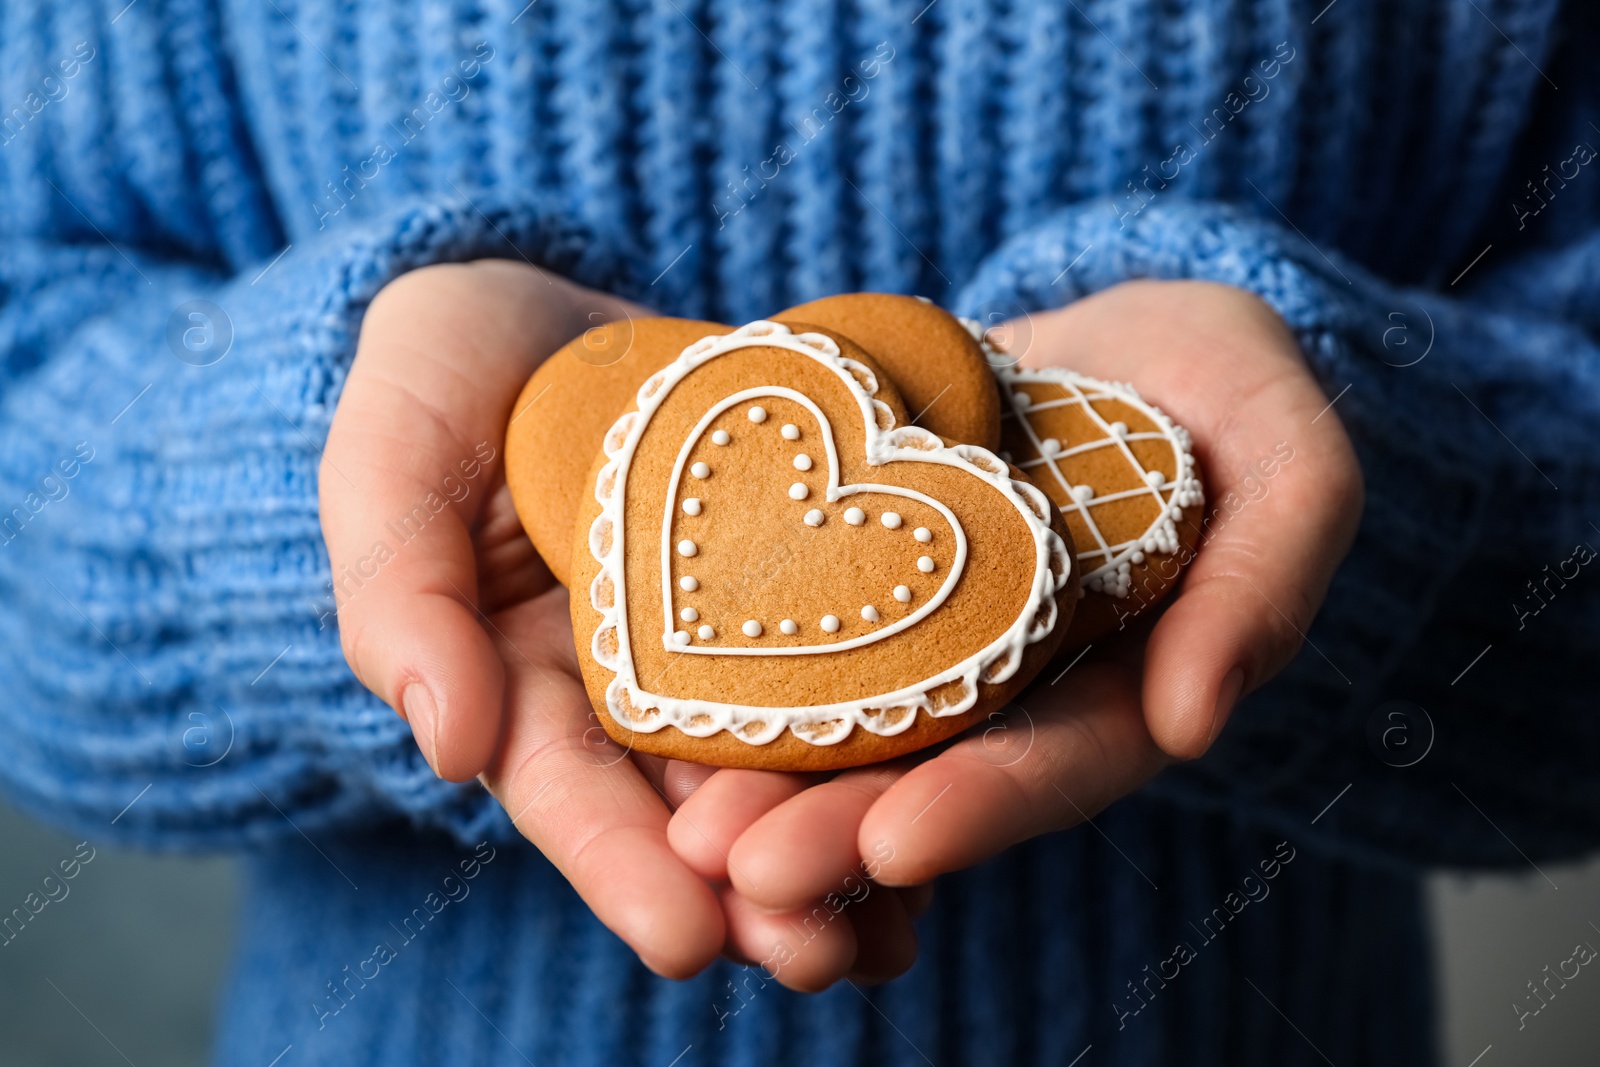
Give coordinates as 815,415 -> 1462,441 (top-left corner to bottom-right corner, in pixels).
778,293 -> 1001,451
996,366 -> 1204,645
569,321 -> 1074,770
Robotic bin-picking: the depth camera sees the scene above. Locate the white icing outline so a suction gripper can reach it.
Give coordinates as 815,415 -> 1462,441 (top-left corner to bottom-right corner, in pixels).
586,320 -> 1071,748
961,311 -> 1203,599
659,386 -> 967,656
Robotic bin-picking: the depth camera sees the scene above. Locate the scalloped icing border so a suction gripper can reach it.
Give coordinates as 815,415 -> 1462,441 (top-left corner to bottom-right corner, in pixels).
585,320 -> 1073,748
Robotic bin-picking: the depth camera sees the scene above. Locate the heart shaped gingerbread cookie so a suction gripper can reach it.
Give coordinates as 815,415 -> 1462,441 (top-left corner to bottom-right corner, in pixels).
569,321 -> 1074,770
992,363 -> 1204,644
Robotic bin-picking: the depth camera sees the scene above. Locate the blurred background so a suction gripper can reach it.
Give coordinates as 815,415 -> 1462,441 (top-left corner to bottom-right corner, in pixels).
2,795 -> 1596,1065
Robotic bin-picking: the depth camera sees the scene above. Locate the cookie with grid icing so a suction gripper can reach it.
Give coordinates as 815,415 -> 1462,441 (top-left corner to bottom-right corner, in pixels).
567,320 -> 1075,770
995,365 -> 1204,645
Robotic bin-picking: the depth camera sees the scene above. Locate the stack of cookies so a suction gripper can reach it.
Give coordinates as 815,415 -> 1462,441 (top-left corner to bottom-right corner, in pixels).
506,295 -> 1202,770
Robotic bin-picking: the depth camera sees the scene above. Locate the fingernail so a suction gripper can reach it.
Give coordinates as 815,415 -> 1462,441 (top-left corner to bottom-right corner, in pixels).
1210,667 -> 1245,744
401,682 -> 441,776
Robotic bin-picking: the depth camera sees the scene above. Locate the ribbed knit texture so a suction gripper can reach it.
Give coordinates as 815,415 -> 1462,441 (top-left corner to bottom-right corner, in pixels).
1,2 -> 1597,1064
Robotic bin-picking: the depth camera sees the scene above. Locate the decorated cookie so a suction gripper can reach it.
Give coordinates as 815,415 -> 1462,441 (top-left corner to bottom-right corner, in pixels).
778,293 -> 1001,450
568,320 -> 1075,770
994,364 -> 1204,644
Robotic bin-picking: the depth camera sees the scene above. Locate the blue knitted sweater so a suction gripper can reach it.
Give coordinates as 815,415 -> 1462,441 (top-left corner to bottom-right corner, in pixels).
4,1 -> 1599,1063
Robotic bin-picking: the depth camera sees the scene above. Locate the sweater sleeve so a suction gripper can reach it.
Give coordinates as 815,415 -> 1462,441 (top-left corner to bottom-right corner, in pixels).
0,194 -> 634,850
956,198 -> 1600,872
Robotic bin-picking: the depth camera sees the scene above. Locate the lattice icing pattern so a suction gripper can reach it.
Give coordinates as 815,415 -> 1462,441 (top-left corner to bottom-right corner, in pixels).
584,320 -> 1073,747
960,318 -> 1203,599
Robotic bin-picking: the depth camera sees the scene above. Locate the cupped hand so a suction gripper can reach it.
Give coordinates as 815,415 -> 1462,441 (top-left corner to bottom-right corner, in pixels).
669,279 -> 1363,987
320,261 -> 727,978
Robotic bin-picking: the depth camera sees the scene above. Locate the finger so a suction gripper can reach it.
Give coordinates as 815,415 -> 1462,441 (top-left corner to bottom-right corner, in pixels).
667,769 -> 814,882
844,882 -> 919,984
720,885 -> 857,993
485,590 -> 724,979
660,759 -> 720,809
321,264 -> 637,779
726,764 -> 905,911
859,664 -> 1165,887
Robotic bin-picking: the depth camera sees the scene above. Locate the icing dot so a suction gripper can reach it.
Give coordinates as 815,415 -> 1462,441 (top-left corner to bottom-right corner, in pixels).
917,556 -> 936,573
677,540 -> 697,557
820,615 -> 841,633
881,512 -> 903,529
804,509 -> 825,526
711,429 -> 731,446
1142,538 -> 1159,553
1130,551 -> 1146,564
742,619 -> 763,637
1040,438 -> 1062,456
672,630 -> 690,646
1168,505 -> 1183,519
1110,421 -> 1129,438
1145,470 -> 1166,487
682,498 -> 702,515
1072,485 -> 1095,502
698,624 -> 715,640
894,585 -> 912,603
861,605 -> 880,623
1014,391 -> 1032,409
747,406 -> 768,423
844,507 -> 866,526
781,424 -> 800,440
690,462 -> 711,479
680,607 -> 698,623
679,575 -> 699,591
794,454 -> 813,471
788,482 -> 809,500
913,527 -> 932,543
780,619 -> 798,635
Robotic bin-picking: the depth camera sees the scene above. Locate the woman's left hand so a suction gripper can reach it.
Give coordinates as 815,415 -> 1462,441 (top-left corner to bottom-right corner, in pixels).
668,280 -> 1364,990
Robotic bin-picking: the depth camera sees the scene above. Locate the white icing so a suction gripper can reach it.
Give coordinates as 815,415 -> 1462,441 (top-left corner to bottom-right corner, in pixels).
917,556 -> 936,573
844,507 -> 865,525
881,512 -> 902,529
682,498 -> 702,515
989,360 -> 1204,599
712,429 -> 731,445
586,320 -> 1070,748
781,424 -> 800,440
748,406 -> 767,423
680,607 -> 698,622
804,509 -> 825,526
861,605 -> 880,622
679,575 -> 698,591
677,540 -> 697,557
780,619 -> 798,635
690,462 -> 710,479
788,482 -> 809,500
1041,438 -> 1061,456
673,630 -> 690,645
894,585 -> 912,603
794,454 -> 813,471
913,527 -> 932,543
742,620 -> 763,637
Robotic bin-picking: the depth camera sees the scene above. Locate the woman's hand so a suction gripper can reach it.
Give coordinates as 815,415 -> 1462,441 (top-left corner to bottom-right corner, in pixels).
669,279 -> 1363,988
320,261 -> 728,978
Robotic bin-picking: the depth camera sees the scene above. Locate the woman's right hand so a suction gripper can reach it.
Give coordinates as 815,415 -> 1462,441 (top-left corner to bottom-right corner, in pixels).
320,261 -> 730,978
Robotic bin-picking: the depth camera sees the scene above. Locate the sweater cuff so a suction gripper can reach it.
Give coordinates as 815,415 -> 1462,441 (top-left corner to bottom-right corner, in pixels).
954,199 -> 1501,864
0,193 -> 634,850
